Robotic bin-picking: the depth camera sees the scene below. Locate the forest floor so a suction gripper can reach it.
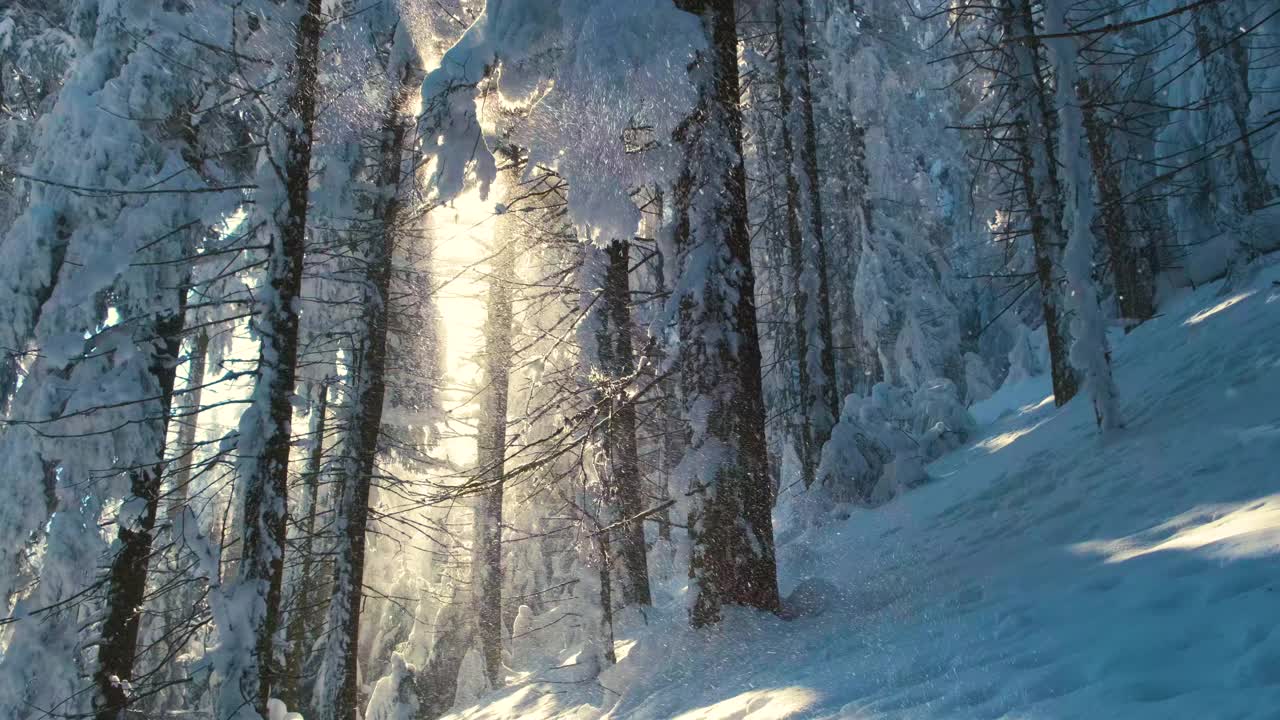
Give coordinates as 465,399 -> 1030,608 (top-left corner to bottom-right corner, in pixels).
443,255 -> 1280,720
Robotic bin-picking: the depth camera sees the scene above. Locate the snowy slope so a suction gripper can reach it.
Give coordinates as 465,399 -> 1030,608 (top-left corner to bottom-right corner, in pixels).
443,257 -> 1280,720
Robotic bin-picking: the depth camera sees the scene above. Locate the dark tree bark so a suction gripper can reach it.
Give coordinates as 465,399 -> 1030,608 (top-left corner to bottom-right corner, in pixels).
596,239 -> 652,607
93,303 -> 186,720
774,0 -> 839,489
280,380 -> 328,711
414,597 -> 476,720
318,60 -> 419,720
473,218 -> 516,689
672,0 -> 781,627
1001,0 -> 1078,406
775,25 -> 818,489
595,534 -> 618,665
225,1 -> 323,714
1078,79 -> 1155,328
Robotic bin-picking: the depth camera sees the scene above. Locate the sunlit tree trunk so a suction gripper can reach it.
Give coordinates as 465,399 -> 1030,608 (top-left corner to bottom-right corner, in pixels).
315,59 -> 419,720
473,206 -> 516,687
167,328 -> 209,521
648,190 -> 681,542
221,1 -> 323,715
154,325 -> 212,705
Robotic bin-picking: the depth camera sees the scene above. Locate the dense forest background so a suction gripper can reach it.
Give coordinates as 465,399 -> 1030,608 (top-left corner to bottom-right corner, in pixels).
0,0 -> 1276,718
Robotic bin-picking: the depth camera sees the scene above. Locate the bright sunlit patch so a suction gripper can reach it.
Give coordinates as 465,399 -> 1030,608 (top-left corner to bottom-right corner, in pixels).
1184,291 -> 1256,326
1072,494 -> 1280,564
221,206 -> 248,235
670,686 -> 823,720
448,683 -> 565,720
613,638 -> 637,663
429,183 -> 505,466
976,418 -> 1048,454
1020,394 -> 1055,414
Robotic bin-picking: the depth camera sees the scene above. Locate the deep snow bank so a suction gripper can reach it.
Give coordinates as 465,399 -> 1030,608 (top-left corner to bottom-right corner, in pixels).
443,257 -> 1280,719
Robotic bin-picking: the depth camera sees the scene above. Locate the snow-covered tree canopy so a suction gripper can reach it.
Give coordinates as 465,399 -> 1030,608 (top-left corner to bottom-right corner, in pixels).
417,0 -> 705,239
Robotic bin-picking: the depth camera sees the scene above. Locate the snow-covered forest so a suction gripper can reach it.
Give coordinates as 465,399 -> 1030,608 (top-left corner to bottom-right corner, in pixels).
1,0 -> 1278,718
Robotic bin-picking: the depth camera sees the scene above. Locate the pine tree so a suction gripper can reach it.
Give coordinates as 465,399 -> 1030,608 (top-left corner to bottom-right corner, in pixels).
314,16 -> 423,718
1077,76 -> 1155,327
774,0 -> 839,488
473,185 -> 518,687
671,0 -> 781,626
220,1 -> 324,716
588,238 -> 652,607
1044,0 -> 1121,430
414,588 -> 477,719
1190,0 -> 1272,214
1000,0 -> 1079,406
279,380 -> 329,710
93,294 -> 187,720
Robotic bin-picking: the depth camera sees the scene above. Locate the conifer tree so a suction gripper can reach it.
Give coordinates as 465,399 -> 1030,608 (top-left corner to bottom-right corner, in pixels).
672,0 -> 781,625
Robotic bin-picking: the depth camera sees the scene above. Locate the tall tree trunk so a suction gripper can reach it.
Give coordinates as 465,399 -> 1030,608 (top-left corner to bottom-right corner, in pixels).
832,116 -> 876,398
93,303 -> 186,720
221,1 -> 323,716
1191,2 -> 1272,213
672,0 -> 781,627
153,327 -> 211,710
593,534 -> 618,666
649,191 -> 681,543
1002,0 -> 1078,406
1045,0 -> 1122,430
597,239 -> 651,607
413,593 -> 475,720
280,381 -> 329,710
316,64 -> 418,720
775,0 -> 839,489
656,389 -> 681,544
775,25 -> 817,489
473,214 -> 516,688
1078,80 -> 1154,328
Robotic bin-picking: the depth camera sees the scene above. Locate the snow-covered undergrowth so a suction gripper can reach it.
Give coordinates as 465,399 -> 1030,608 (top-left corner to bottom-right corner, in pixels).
443,258 -> 1280,719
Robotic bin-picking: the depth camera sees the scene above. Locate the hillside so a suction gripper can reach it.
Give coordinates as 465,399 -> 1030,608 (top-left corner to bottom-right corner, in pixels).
442,257 -> 1280,720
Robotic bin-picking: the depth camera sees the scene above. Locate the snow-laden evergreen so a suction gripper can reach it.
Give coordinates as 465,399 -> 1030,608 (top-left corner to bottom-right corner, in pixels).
1,0 -> 1276,719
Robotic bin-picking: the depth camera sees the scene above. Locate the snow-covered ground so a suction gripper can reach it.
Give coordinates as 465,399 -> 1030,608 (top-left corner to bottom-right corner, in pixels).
444,257 -> 1280,720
